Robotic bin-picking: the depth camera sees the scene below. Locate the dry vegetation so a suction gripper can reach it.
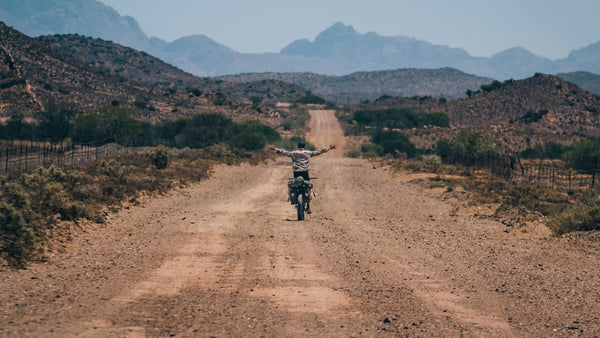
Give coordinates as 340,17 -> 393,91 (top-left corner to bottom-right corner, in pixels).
0,147 -> 274,267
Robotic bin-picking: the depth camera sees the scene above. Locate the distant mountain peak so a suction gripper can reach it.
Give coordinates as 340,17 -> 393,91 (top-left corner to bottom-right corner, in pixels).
492,47 -> 537,57
0,0 -> 150,51
316,22 -> 359,41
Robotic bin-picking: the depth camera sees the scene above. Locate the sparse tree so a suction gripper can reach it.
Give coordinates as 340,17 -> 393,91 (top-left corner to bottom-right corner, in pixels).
37,99 -> 76,143
566,139 -> 600,188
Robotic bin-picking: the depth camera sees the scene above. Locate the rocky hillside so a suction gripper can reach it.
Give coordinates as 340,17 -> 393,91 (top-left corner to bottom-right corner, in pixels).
38,34 -> 309,104
0,22 -> 289,124
0,21 -> 145,117
219,68 -> 492,103
363,74 -> 600,150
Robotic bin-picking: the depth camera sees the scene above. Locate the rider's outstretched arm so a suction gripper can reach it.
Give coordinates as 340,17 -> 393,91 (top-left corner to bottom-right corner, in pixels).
268,145 -> 293,157
310,144 -> 337,157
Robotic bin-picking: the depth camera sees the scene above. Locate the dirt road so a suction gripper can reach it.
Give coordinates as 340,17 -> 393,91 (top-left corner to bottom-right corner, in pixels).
2,109 -> 600,337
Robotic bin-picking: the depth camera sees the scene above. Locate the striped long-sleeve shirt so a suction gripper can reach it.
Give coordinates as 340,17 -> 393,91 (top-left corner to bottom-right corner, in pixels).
275,147 -> 326,172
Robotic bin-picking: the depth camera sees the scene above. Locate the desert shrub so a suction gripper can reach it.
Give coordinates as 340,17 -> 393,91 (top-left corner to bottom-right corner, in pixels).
148,145 -> 170,169
295,94 -> 326,104
360,142 -> 384,157
188,88 -> 203,97
345,150 -> 362,158
21,167 -> 94,221
0,201 -> 36,267
519,110 -> 549,124
548,203 -> 600,235
422,154 -> 442,172
480,80 -> 505,92
250,95 -> 263,108
0,166 -> 99,266
496,182 -> 570,217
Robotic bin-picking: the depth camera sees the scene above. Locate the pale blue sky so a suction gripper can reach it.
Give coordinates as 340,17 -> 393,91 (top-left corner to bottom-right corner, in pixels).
99,0 -> 600,60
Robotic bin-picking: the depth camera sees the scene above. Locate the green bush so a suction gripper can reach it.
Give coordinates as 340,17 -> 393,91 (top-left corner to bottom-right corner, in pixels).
229,131 -> 267,151
371,130 -> 417,158
72,106 -> 150,145
520,142 -> 568,159
435,131 -> 501,165
295,95 -> 326,104
565,139 -> 600,172
480,80 -> 505,92
230,120 -> 280,143
565,139 -> 600,188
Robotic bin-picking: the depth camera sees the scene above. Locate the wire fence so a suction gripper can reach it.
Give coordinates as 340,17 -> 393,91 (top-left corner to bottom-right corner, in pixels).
444,153 -> 599,192
511,162 -> 598,192
2,141 -> 598,193
0,142 -> 148,175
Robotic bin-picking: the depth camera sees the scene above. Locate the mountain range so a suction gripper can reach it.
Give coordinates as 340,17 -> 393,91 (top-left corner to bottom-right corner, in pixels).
2,0 -> 600,81
217,69 -> 493,104
0,21 -> 308,124
2,16 -> 600,154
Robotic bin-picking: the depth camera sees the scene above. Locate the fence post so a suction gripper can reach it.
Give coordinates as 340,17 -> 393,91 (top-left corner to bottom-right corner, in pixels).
18,144 -> 22,171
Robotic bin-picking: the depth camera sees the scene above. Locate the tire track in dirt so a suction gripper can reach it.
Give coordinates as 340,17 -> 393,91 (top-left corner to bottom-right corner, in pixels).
76,153 -> 357,336
76,165 -> 290,335
307,109 -> 516,336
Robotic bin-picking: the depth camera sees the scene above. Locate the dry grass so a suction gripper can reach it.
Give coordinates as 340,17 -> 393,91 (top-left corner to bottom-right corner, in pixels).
0,147 -> 272,268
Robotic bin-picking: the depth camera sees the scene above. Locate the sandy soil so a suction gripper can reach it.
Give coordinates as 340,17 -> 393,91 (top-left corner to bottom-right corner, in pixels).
1,109 -> 600,337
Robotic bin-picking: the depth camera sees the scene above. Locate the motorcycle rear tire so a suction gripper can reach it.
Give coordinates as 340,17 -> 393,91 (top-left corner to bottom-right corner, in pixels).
297,193 -> 305,221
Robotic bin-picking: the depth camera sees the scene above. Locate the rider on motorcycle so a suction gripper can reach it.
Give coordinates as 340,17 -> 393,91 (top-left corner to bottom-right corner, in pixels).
268,142 -> 336,213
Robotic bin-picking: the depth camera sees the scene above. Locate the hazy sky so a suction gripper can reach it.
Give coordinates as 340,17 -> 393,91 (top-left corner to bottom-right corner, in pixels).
99,0 -> 599,60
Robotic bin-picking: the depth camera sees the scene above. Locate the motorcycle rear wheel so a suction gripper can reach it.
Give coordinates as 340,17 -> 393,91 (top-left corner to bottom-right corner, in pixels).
297,193 -> 305,221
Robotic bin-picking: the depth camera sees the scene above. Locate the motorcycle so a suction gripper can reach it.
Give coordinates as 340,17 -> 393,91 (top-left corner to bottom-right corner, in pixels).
288,176 -> 313,221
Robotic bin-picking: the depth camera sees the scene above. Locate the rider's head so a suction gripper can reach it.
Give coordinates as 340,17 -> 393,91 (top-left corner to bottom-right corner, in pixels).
297,142 -> 306,149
